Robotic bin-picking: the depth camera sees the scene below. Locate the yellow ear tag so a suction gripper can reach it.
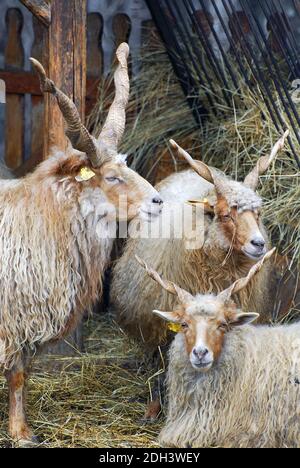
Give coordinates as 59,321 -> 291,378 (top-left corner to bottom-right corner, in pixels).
167,322 -> 182,333
75,167 -> 96,182
186,198 -> 208,206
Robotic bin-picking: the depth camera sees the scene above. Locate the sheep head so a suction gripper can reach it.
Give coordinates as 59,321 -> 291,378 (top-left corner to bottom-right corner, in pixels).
30,44 -> 163,223
136,248 -> 275,371
170,133 -> 288,260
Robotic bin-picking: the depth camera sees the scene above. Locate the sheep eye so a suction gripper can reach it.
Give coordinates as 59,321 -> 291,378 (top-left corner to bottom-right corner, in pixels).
105,176 -> 121,184
218,323 -> 228,331
181,322 -> 189,329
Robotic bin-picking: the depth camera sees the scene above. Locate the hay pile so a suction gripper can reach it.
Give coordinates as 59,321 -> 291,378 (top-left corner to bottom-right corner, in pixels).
89,38 -> 300,266
0,315 -> 161,448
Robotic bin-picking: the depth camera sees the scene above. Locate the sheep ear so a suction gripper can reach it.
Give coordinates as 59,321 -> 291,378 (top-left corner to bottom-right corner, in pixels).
152,310 -> 180,323
186,199 -> 214,214
230,313 -> 259,327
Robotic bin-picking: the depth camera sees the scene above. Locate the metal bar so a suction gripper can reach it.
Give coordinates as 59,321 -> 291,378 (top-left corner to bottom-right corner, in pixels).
259,0 -> 299,78
273,0 -> 300,57
184,0 -> 229,89
145,0 -> 208,123
220,0 -> 299,165
165,0 -> 218,109
181,0 -> 233,107
165,0 -> 221,109
210,0 -> 253,89
236,0 -> 300,166
242,0 -> 300,158
198,0 -> 240,90
219,0 -> 283,133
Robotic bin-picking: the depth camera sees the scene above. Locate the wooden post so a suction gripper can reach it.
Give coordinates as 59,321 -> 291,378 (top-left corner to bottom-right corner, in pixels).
44,0 -> 87,354
4,9 -> 24,170
43,0 -> 87,158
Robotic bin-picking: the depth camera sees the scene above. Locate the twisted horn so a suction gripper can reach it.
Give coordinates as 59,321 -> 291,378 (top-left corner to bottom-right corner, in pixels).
218,248 -> 276,302
244,130 -> 289,190
169,139 -> 215,184
97,43 -> 130,153
30,57 -> 101,167
135,255 -> 193,303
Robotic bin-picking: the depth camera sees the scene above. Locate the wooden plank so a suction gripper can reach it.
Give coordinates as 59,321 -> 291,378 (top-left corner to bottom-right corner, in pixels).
42,0 -> 87,354
112,13 -> 131,76
0,70 -> 98,99
19,0 -> 51,27
0,70 -> 41,94
43,0 -> 87,157
112,13 -> 131,49
87,13 -> 103,77
4,8 -> 24,170
31,16 -> 45,166
73,0 -> 87,120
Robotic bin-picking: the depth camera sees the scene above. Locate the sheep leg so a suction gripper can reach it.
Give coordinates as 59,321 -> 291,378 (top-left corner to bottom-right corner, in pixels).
5,354 -> 37,446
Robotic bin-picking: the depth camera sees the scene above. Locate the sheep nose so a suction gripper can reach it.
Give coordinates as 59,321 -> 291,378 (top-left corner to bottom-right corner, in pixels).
251,237 -> 265,249
152,196 -> 163,206
193,347 -> 208,360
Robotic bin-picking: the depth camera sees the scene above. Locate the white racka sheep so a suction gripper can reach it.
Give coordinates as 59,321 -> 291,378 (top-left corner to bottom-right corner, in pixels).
0,43 -> 162,446
111,132 -> 288,351
137,249 -> 300,448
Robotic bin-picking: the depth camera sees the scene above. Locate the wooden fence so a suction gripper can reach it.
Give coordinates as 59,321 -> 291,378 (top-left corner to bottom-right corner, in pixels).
0,0 -> 155,176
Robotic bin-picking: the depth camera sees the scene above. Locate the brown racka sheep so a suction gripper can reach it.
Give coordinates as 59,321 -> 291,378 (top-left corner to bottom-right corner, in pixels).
0,43 -> 162,446
137,249 -> 300,448
111,132 -> 288,351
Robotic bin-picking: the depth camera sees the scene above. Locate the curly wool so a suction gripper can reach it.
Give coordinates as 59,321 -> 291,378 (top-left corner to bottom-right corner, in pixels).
111,170 -> 270,349
0,151 -> 113,369
160,324 -> 300,448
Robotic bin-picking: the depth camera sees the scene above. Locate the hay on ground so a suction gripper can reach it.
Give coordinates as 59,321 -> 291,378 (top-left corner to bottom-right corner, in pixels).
0,315 -> 161,448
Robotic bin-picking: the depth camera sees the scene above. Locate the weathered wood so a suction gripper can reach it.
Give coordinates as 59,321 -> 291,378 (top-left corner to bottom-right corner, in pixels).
31,17 -> 45,166
43,0 -> 87,158
112,13 -> 132,76
0,70 -> 98,99
112,13 -> 131,51
0,70 -> 40,94
19,0 -> 51,27
87,13 -> 103,77
4,8 -> 24,170
42,0 -> 87,354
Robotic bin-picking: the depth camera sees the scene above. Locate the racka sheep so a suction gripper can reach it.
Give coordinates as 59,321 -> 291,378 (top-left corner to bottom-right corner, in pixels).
111,132 -> 288,350
0,43 -> 162,446
137,249 -> 300,448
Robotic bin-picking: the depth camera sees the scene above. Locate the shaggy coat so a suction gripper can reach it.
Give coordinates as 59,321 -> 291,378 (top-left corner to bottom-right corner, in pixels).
161,323 -> 300,448
112,170 -> 270,349
0,151 -> 119,369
